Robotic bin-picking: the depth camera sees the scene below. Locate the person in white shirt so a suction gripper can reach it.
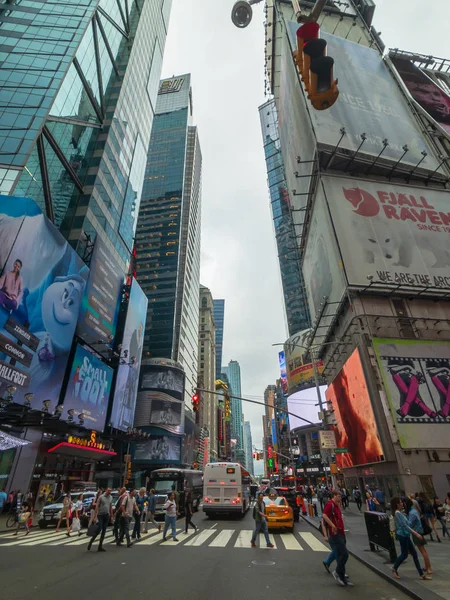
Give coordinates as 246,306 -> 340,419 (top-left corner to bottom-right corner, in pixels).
118,489 -> 138,548
163,492 -> 179,542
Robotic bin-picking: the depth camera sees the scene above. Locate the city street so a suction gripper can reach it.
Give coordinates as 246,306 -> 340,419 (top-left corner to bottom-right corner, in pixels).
0,511 -> 410,600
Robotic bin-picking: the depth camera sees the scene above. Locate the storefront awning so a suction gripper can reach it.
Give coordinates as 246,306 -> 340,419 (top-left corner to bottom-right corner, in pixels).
0,430 -> 31,451
47,442 -> 117,460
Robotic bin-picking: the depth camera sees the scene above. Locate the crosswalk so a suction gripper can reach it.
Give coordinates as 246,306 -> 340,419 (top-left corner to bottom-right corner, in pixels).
0,527 -> 329,552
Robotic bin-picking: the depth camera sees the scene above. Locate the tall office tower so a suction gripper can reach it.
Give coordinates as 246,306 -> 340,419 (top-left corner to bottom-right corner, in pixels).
213,300 -> 225,379
135,75 -> 202,405
1,0 -> 172,271
243,421 -> 254,475
225,360 -> 244,450
267,0 -> 450,498
264,385 -> 276,423
198,285 -> 217,457
259,99 -> 311,336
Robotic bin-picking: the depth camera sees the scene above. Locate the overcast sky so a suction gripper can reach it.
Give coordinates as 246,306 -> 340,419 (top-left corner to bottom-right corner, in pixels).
161,0 -> 450,465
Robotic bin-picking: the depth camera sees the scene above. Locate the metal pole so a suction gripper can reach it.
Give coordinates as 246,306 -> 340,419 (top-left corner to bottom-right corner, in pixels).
309,0 -> 328,21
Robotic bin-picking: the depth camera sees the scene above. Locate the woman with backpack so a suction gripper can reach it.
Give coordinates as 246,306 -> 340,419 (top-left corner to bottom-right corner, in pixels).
418,492 -> 440,542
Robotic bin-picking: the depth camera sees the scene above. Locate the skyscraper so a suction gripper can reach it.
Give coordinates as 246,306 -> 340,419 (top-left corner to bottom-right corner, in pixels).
243,421 -> 254,475
225,360 -> 244,450
213,299 -> 225,379
198,285 -> 217,457
1,0 -> 172,272
135,74 -> 202,405
259,100 -> 311,336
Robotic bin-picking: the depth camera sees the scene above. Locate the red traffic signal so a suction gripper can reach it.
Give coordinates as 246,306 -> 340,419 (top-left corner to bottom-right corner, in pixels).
192,393 -> 199,412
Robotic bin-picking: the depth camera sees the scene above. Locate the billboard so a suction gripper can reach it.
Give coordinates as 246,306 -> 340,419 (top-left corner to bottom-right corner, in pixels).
322,176 -> 450,293
284,328 -> 326,395
109,278 -> 147,431
286,22 -> 441,174
133,362 -> 185,435
62,344 -> 113,431
134,435 -> 181,463
287,385 -> 326,430
302,186 -> 347,323
278,351 -> 288,394
325,348 -> 384,468
391,57 -> 450,136
0,195 -> 87,412
77,237 -> 123,346
373,338 -> 450,449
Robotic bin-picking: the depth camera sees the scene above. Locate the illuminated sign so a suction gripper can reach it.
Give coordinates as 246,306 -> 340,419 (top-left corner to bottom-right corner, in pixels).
159,77 -> 185,94
67,431 -> 105,450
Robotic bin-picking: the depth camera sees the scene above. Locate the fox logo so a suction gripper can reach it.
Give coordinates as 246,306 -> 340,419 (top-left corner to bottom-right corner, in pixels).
343,187 -> 380,217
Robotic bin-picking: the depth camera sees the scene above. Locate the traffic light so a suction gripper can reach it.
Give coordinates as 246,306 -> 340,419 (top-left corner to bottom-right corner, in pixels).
192,391 -> 200,412
294,21 -> 339,111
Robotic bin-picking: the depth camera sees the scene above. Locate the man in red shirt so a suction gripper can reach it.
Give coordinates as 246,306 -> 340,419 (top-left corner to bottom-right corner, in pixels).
322,489 -> 352,586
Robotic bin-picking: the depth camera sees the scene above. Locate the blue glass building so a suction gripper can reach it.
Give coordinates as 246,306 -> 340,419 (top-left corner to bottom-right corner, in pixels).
258,100 -> 311,336
213,299 -> 225,380
0,0 -> 172,271
223,360 -> 244,450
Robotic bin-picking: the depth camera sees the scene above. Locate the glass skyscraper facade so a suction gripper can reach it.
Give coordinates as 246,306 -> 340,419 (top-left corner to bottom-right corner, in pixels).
213,299 -> 225,379
1,0 -> 172,272
243,421 -> 254,475
224,360 -> 243,450
258,100 -> 311,336
135,74 -> 202,403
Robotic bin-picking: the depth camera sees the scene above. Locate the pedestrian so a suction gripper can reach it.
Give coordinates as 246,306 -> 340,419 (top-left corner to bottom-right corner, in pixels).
250,492 -> 274,548
318,487 -> 325,513
340,487 -> 348,510
118,488 -> 137,548
132,487 -> 146,540
163,492 -> 179,542
184,487 -> 198,534
71,493 -> 83,537
365,491 -> 377,511
405,498 -> 433,576
418,492 -> 440,542
391,496 -> 431,580
88,490 -> 102,527
353,487 -> 362,512
13,502 -> 31,536
365,484 -> 373,497
56,492 -> 72,534
322,489 -> 353,587
37,490 -> 47,513
144,488 -> 161,534
375,487 -> 386,512
87,488 -> 114,552
443,494 -> 450,522
0,488 -> 6,515
171,484 -> 180,512
113,487 -> 127,543
321,517 -> 349,578
432,497 -> 449,539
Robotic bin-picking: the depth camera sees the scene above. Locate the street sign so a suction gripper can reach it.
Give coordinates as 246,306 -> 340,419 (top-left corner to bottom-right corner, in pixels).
319,430 -> 336,449
334,448 -> 348,454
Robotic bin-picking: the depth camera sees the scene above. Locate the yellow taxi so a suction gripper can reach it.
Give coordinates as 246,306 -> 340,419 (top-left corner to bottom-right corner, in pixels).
263,492 -> 294,532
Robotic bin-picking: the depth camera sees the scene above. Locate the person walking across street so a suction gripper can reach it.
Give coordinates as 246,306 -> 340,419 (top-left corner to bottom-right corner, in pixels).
118,488 -> 138,548
322,489 -> 353,587
250,492 -> 274,548
87,488 -> 114,552
0,488 -> 7,515
163,492 -> 179,542
391,496 -> 431,580
132,488 -> 146,540
184,487 -> 198,534
71,493 -> 83,536
113,487 -> 127,543
144,488 -> 161,533
56,492 -> 72,534
13,503 -> 31,536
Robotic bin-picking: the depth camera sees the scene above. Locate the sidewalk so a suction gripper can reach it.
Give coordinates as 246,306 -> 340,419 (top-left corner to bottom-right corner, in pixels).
303,500 -> 450,600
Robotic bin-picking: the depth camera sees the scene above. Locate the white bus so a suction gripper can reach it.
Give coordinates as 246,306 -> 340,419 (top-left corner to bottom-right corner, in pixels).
203,462 -> 251,518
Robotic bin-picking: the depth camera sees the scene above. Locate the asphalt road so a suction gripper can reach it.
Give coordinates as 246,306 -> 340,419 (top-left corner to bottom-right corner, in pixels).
0,510 -> 410,600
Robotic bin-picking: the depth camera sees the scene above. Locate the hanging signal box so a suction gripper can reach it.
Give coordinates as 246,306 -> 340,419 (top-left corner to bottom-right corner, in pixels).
293,22 -> 339,111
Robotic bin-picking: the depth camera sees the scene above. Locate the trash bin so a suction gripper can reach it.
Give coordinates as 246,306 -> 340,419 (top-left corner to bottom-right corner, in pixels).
364,511 -> 397,563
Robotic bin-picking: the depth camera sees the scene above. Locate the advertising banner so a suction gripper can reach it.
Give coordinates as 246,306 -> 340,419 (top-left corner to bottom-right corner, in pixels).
134,435 -> 181,463
322,176 -> 450,293
302,185 -> 347,323
109,278 -> 147,431
373,338 -> 450,449
0,195 -> 87,412
284,328 -> 326,394
77,237 -> 123,346
278,351 -> 288,394
325,348 -> 384,468
391,57 -> 450,135
62,344 -> 113,431
286,22 -> 441,173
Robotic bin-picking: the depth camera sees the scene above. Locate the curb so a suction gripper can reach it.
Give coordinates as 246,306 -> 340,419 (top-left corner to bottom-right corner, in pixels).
301,514 -> 443,600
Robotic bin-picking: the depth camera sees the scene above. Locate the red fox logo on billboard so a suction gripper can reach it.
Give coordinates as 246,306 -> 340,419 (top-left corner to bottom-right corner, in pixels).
343,187 -> 450,230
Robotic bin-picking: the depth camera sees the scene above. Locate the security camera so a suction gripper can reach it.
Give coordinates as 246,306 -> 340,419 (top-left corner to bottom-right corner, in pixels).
231,1 -> 253,28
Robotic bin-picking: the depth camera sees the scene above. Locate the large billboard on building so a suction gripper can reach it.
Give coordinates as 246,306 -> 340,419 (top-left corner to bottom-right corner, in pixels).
62,344 -> 113,432
325,348 -> 384,468
302,185 -> 347,322
278,351 -> 288,394
373,338 -> 450,449
321,176 -> 450,293
284,328 -> 326,395
391,56 -> 450,136
287,385 -> 326,430
286,22 -> 442,174
134,435 -> 182,463
77,237 -> 123,346
0,195 -> 87,412
133,361 -> 185,435
109,278 -> 147,431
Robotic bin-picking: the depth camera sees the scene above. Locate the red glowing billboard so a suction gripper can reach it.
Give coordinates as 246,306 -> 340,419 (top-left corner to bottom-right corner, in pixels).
325,349 -> 384,468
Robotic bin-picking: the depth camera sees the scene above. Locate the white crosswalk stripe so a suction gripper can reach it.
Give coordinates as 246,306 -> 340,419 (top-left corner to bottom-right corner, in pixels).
0,527 -> 330,553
